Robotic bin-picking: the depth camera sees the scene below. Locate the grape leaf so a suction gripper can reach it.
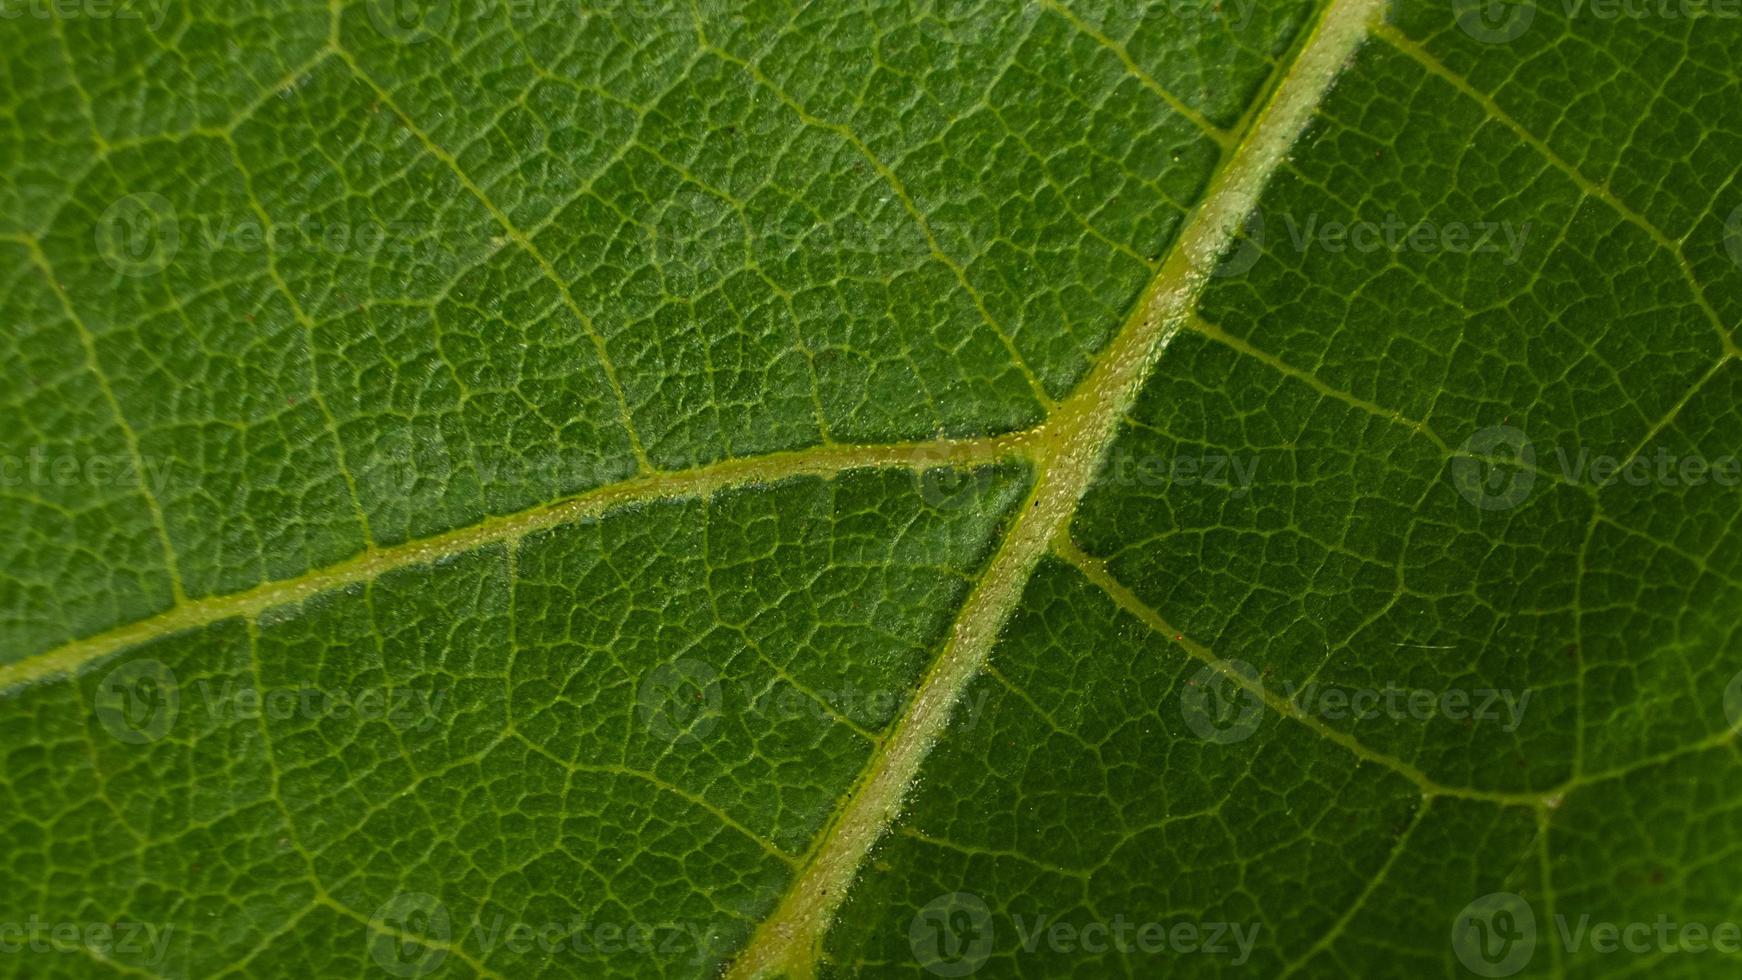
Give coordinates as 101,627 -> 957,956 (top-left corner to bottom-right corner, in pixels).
3,0 -> 1740,978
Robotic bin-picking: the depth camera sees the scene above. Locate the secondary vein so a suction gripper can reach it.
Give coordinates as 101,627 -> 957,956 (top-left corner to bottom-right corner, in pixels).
0,433 -> 1033,693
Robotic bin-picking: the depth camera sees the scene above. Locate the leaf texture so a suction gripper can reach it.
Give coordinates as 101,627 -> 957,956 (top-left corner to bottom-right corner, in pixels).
3,1 -> 1741,978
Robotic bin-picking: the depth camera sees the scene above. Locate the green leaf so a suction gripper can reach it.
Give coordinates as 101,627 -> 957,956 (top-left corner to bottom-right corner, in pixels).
3,0 -> 1740,978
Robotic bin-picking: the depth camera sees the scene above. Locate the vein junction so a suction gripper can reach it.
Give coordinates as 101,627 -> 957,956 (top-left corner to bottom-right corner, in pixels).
727,0 -> 1390,973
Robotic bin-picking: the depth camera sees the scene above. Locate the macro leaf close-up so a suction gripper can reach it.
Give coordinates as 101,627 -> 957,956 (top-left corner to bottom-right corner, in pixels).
4,0 -> 1742,977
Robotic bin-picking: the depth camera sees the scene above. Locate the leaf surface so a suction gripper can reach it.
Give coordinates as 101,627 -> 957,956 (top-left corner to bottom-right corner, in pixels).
3,1 -> 1741,978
